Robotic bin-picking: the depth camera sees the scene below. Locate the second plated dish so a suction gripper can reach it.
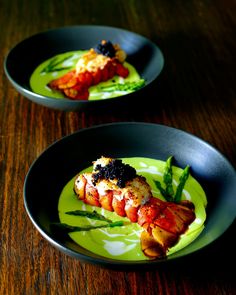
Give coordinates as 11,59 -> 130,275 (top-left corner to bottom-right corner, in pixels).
4,26 -> 164,111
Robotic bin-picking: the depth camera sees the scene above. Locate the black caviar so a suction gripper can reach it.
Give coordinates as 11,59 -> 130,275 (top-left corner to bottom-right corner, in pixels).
92,159 -> 137,188
94,40 -> 116,58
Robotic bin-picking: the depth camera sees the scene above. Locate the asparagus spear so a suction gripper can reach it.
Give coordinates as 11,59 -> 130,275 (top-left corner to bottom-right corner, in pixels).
154,156 -> 190,203
99,79 -> 145,92
174,165 -> 190,203
41,54 -> 74,73
154,180 -> 173,202
52,221 -> 125,233
65,210 -> 112,223
163,156 -> 174,197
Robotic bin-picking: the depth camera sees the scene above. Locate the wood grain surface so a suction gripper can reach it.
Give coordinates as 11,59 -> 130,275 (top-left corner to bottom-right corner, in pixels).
0,0 -> 235,294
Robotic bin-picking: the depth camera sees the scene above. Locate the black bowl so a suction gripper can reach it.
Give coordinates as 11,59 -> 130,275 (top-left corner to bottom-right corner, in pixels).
23,122 -> 236,269
4,25 -> 164,111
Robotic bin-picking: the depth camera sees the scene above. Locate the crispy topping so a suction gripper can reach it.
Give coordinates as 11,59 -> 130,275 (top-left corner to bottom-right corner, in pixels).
76,48 -> 110,73
75,40 -> 127,74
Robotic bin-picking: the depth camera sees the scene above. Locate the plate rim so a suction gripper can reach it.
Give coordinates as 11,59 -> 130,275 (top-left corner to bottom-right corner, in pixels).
23,122 -> 236,268
4,25 -> 164,110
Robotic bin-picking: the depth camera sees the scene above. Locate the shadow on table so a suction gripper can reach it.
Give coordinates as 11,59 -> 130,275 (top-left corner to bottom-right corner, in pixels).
149,219 -> 236,278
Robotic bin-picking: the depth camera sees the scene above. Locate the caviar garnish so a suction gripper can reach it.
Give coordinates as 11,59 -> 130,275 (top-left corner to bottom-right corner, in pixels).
92,159 -> 137,188
94,40 -> 116,58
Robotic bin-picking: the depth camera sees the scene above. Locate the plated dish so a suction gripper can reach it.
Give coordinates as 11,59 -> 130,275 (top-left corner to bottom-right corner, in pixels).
30,40 -> 145,101
4,26 -> 164,111
60,156 -> 206,261
23,122 -> 236,269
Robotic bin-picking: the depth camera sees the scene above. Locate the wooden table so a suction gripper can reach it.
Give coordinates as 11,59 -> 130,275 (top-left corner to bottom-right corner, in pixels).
1,1 -> 235,294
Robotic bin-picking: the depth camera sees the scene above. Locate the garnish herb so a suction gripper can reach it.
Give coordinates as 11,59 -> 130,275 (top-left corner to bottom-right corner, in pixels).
155,156 -> 190,203
65,210 -> 112,223
52,221 -> 125,233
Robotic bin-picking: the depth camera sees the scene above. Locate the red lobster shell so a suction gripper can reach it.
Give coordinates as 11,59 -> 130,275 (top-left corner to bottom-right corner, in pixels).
48,41 -> 129,100
73,157 -> 195,259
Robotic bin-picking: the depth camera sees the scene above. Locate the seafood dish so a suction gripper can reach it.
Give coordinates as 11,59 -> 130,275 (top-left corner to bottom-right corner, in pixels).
73,157 -> 196,259
48,41 -> 131,100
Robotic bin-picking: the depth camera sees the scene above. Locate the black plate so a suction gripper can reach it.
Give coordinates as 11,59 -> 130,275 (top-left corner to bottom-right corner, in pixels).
4,25 -> 164,111
23,122 -> 236,269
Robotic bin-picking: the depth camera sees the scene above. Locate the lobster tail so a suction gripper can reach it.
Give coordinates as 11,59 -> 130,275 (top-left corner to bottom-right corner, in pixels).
48,41 -> 129,100
73,157 -> 195,259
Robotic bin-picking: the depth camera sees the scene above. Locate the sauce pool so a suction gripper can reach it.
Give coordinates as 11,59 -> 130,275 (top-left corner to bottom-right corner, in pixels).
58,157 -> 207,261
30,50 -> 143,100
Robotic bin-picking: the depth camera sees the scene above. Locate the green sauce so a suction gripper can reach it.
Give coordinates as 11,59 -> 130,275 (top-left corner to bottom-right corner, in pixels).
58,157 -> 207,261
30,51 -> 142,100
